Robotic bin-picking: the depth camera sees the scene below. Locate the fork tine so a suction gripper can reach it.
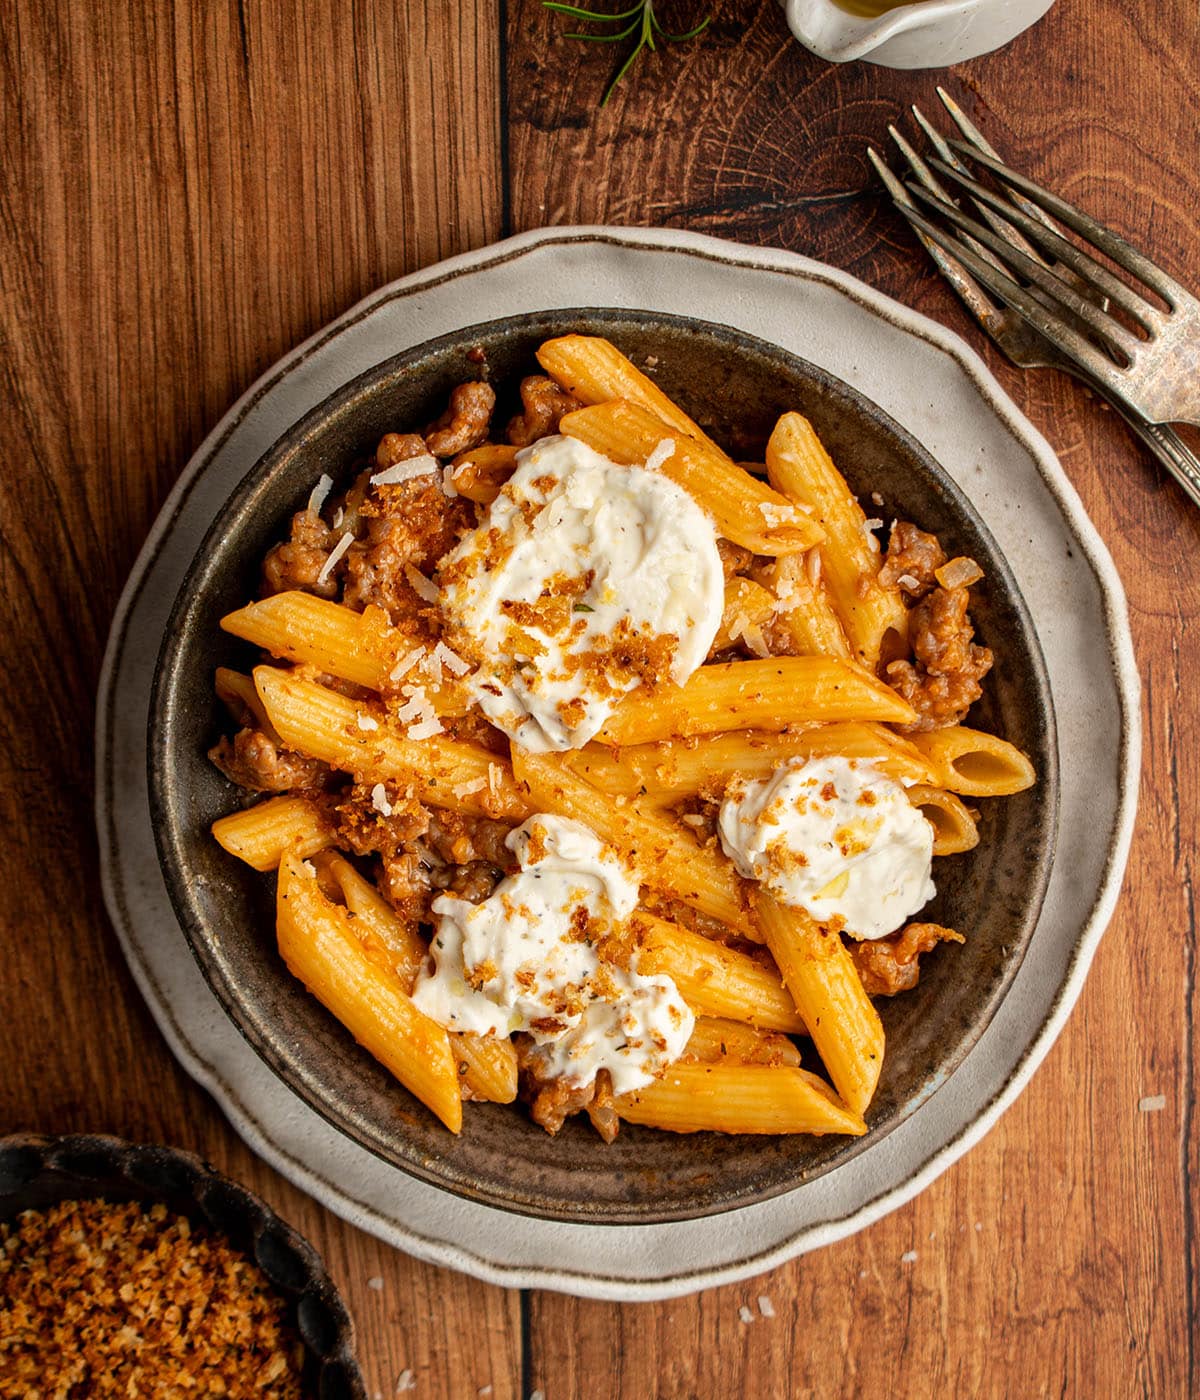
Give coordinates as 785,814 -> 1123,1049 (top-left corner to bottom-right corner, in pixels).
911,102 -> 1055,275
927,156 -> 1159,329
946,140 -> 1192,308
898,202 -> 1136,394
906,182 -> 1141,358
869,146 -> 1010,340
936,88 -> 1099,245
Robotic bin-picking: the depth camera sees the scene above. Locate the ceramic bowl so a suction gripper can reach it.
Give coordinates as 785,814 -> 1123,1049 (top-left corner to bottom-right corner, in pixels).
782,0 -> 1057,68
0,1133 -> 364,1399
149,308 -> 1057,1224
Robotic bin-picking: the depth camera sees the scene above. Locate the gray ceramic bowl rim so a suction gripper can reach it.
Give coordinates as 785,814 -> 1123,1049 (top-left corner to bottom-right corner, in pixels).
148,307 -> 1058,1224
0,1132 -> 364,1400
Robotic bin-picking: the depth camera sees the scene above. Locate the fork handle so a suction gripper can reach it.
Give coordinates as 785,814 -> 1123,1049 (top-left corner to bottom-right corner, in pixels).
1122,415 -> 1200,510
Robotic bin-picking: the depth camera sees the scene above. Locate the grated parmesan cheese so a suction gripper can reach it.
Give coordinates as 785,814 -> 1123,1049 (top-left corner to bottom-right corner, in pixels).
897,572 -> 921,592
369,454 -> 439,487
315,531 -> 354,586
389,647 -> 426,682
757,1295 -> 775,1318
452,777 -> 486,799
441,464 -> 459,498
307,473 -> 334,516
396,685 -> 430,723
759,502 -> 796,527
487,763 -> 502,800
404,563 -> 441,604
644,438 -> 676,473
355,712 -> 379,731
434,641 -> 470,676
740,621 -> 771,658
370,784 -> 393,817
407,716 -> 444,741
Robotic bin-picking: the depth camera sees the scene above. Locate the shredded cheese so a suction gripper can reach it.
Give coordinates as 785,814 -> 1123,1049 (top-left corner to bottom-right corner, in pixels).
370,783 -> 393,817
434,641 -> 470,676
407,715 -> 444,741
389,647 -> 426,681
307,473 -> 334,516
644,438 -> 676,473
404,563 -> 441,603
315,531 -> 353,586
369,454 -> 439,487
355,712 -> 379,731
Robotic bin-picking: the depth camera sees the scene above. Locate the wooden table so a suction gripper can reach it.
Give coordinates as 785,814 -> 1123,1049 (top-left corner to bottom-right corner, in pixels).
3,2 -> 1194,1394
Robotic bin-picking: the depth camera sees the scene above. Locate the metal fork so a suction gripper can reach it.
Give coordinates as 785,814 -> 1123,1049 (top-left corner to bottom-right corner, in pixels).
869,88 -> 1200,508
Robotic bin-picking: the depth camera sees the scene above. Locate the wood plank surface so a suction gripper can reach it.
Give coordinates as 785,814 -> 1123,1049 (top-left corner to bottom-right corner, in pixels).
1,0 -> 1195,1396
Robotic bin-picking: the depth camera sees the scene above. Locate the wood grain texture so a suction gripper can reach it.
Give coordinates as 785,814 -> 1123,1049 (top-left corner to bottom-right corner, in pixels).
0,5 -> 517,1398
0,0 -> 1195,1395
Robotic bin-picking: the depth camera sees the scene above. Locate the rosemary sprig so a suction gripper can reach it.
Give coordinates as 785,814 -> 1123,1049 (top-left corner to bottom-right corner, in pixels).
543,1 -> 711,106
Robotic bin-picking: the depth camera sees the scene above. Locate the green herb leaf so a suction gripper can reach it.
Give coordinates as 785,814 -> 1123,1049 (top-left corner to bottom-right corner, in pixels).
543,0 -> 711,106
573,602 -> 596,613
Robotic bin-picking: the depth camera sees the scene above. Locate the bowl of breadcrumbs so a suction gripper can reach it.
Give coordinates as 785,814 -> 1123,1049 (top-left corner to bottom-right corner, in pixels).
0,1133 -> 364,1399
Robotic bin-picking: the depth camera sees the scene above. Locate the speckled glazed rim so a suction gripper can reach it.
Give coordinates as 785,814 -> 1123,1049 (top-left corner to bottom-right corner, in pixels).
95,227 -> 1140,1299
0,1133 -> 364,1399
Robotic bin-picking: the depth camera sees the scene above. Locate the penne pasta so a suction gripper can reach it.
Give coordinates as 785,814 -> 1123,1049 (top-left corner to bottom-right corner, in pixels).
632,911 -> 806,1033
222,593 -> 393,689
537,334 -> 728,454
253,666 -> 531,823
510,748 -> 758,940
756,550 -> 852,660
614,1063 -> 866,1136
712,576 -> 778,655
276,854 -> 462,1132
215,667 -> 281,739
212,795 -> 333,872
221,593 -> 470,713
681,1016 -> 802,1067
909,726 -> 1037,797
595,658 -> 917,746
311,850 -> 426,983
448,443 -> 518,504
568,722 -> 938,803
754,891 -> 884,1117
560,399 -> 823,555
907,784 -> 981,856
766,412 -> 908,669
313,851 -> 517,1103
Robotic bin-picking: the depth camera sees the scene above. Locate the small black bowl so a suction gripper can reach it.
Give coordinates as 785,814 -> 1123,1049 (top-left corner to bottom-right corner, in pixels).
0,1133 -> 364,1400
149,309 -> 1058,1224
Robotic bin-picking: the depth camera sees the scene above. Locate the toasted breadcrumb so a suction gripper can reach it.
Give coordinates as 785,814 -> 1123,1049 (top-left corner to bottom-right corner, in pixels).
0,1198 -> 305,1398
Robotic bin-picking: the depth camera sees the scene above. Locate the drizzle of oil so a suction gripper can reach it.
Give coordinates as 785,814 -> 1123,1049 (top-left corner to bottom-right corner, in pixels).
831,0 -> 928,15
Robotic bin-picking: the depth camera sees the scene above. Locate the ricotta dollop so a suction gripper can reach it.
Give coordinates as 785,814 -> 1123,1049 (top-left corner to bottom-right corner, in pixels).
717,756 -> 936,940
410,814 -> 694,1094
438,434 -> 723,751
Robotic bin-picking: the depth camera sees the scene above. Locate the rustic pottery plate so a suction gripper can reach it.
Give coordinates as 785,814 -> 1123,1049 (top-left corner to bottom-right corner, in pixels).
0,1133 -> 364,1399
148,309 -> 1056,1224
96,228 -> 1138,1298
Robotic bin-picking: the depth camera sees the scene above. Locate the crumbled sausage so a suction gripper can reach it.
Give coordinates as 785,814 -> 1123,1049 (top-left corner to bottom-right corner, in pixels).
887,585 -> 993,732
208,729 -> 330,792
849,922 -> 964,996
879,520 -> 946,598
425,381 -> 496,457
506,375 -> 582,447
717,538 -> 754,580
261,509 -> 338,597
516,1039 -> 601,1135
375,431 -> 430,470
342,476 -> 475,624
